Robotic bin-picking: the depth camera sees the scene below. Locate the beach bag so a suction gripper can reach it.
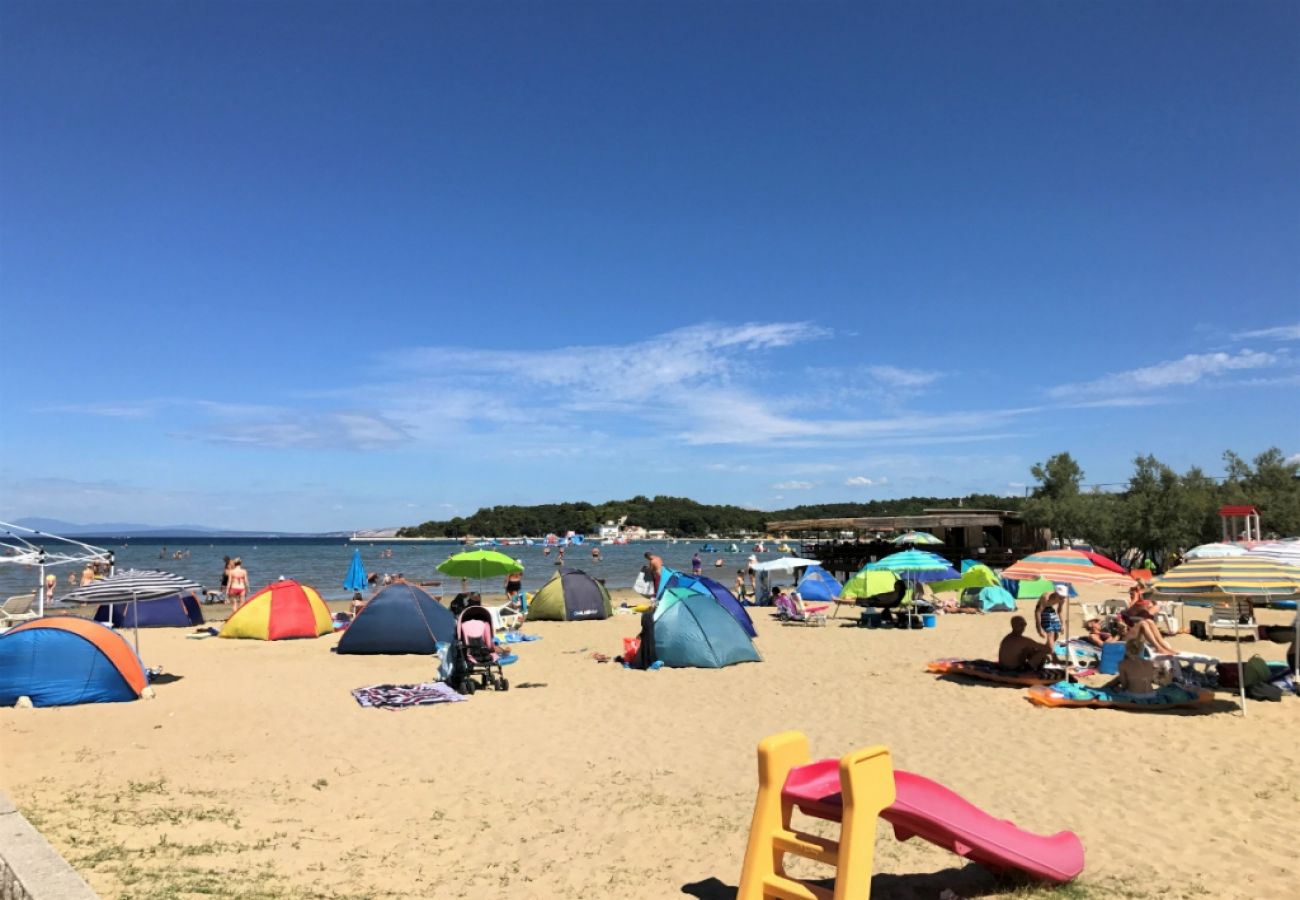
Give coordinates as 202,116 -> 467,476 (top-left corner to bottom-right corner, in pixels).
622,637 -> 641,661
1244,655 -> 1273,687
633,570 -> 653,597
1189,620 -> 1207,640
1247,682 -> 1283,702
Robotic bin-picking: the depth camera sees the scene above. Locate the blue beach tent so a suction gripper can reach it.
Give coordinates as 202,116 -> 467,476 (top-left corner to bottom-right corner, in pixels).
973,586 -> 1018,612
796,565 -> 843,602
93,592 -> 204,628
336,583 -> 456,655
653,587 -> 760,669
659,570 -> 756,638
0,618 -> 149,707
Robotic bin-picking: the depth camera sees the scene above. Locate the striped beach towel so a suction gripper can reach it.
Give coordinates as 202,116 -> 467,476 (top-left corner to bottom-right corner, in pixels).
351,681 -> 466,710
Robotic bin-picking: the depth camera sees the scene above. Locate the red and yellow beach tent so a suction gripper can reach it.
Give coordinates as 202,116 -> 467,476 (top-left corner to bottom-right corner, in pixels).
219,579 -> 333,641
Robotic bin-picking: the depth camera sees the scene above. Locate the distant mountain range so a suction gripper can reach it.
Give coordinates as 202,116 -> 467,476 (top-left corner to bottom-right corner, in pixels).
6,517 -> 343,538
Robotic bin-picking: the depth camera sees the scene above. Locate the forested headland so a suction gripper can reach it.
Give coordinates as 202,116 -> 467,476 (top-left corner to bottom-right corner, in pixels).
399,447 -> 1299,556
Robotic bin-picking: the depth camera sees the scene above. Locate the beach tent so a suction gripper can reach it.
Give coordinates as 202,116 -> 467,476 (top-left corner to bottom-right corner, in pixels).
930,564 -> 1000,595
660,570 -> 756,637
94,592 -> 204,628
840,568 -> 898,599
219,579 -> 333,641
525,569 -> 612,621
652,587 -> 760,669
968,586 -> 1018,612
796,565 -> 843,602
0,618 -> 148,707
336,583 -> 455,654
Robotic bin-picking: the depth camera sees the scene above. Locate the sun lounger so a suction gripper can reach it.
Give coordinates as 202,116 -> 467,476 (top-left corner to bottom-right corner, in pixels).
0,593 -> 38,627
1206,597 -> 1256,641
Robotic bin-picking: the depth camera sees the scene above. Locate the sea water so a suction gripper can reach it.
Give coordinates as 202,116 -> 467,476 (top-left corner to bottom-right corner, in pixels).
0,537 -> 783,603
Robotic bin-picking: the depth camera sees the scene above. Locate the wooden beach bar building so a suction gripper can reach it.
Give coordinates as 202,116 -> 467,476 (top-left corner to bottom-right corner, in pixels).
767,508 -> 1042,581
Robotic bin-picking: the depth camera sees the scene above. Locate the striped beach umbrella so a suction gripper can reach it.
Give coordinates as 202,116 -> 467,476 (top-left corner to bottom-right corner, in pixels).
1153,556 -> 1300,716
890,531 -> 944,546
1151,556 -> 1300,598
1186,542 -> 1249,560
1248,539 -> 1300,568
865,549 -> 959,583
1000,549 -> 1134,587
62,569 -> 202,605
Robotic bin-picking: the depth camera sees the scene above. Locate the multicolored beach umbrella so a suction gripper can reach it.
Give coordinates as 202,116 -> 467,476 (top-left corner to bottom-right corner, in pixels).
1185,542 -> 1249,560
890,530 -> 943,546
1151,556 -> 1300,599
865,549 -> 959,583
1000,549 -> 1134,587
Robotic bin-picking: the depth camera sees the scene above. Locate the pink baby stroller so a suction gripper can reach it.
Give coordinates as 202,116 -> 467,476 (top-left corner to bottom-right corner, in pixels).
451,604 -> 508,694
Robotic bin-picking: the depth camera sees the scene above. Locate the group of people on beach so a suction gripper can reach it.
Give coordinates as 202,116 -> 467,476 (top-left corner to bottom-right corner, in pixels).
998,582 -> 1178,693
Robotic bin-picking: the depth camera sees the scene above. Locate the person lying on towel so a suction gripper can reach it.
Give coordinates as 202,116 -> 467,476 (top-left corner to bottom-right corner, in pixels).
998,615 -> 1052,671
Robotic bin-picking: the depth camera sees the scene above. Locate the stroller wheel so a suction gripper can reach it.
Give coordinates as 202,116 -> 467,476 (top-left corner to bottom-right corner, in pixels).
499,678 -> 509,691
462,680 -> 477,695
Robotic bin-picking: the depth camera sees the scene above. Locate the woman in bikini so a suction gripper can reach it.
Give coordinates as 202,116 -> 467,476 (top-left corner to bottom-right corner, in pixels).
226,558 -> 249,612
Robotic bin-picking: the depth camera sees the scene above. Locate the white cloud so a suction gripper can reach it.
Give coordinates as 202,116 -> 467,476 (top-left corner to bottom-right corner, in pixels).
1287,453 -> 1300,466
1049,350 -> 1281,397
1232,323 -> 1300,341
845,475 -> 877,487
864,365 -> 942,389
772,480 -> 816,490
190,411 -> 410,451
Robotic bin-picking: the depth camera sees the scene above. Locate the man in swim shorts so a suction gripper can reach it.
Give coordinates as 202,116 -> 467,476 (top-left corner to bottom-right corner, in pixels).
998,615 -> 1051,671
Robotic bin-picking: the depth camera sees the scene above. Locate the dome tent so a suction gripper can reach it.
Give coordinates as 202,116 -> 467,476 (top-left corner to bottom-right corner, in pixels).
659,569 -> 756,638
219,579 -> 333,641
652,587 -> 760,669
526,569 -> 613,621
94,592 -> 204,628
795,565 -> 843,602
337,583 -> 456,654
0,618 -> 149,707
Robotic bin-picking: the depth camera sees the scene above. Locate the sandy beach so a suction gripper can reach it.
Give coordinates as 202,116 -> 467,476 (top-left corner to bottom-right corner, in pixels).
2,584 -> 1297,900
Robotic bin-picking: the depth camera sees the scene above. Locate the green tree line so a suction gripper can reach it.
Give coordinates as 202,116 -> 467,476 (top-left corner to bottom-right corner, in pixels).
1023,447 -> 1299,558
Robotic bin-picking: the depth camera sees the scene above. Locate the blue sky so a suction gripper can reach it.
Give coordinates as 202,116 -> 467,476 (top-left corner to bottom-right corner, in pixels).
2,1 -> 1297,532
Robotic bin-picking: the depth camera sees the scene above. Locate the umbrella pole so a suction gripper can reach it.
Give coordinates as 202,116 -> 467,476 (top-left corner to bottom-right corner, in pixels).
37,562 -> 46,617
1234,597 -> 1246,716
132,589 -> 141,659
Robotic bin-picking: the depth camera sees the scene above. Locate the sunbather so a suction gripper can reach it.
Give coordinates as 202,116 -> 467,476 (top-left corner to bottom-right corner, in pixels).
1080,618 -> 1115,648
1124,617 -> 1178,655
1108,637 -> 1156,694
998,615 -> 1052,671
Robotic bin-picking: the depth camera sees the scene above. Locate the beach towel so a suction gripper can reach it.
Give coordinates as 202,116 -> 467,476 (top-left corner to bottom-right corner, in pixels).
1026,681 -> 1212,711
926,658 -> 1059,686
501,632 -> 542,643
351,681 -> 466,710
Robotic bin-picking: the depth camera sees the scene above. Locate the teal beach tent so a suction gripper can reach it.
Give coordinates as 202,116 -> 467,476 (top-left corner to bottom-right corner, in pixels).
654,587 -> 760,669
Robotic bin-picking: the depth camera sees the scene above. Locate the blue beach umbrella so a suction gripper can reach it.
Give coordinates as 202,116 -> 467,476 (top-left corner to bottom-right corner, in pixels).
865,549 -> 960,583
343,549 -> 368,592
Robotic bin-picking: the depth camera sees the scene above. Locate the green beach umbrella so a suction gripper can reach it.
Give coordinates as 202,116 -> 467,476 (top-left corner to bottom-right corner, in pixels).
436,550 -> 524,581
929,563 -> 1000,594
890,530 -> 943,546
839,569 -> 898,599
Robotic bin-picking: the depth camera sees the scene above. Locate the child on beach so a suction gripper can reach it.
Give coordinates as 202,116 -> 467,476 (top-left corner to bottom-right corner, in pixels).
1034,585 -> 1068,654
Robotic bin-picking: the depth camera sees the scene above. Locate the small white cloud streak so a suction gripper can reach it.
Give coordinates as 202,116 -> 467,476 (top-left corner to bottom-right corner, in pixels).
864,365 -> 942,389
1049,350 -> 1281,398
845,475 -> 877,487
1232,323 -> 1300,341
772,480 -> 816,490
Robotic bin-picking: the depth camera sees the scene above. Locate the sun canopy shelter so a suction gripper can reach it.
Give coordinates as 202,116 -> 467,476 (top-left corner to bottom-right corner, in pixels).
337,583 -> 455,654
796,565 -> 843,602
659,570 -> 756,638
0,618 -> 148,707
653,587 -> 760,669
95,592 -> 204,628
220,580 -> 333,640
840,569 -> 898,599
0,521 -> 113,617
526,569 -> 612,621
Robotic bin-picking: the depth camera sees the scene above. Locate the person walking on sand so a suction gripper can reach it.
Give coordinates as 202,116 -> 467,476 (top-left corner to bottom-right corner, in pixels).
226,558 -> 249,612
1034,584 -> 1069,654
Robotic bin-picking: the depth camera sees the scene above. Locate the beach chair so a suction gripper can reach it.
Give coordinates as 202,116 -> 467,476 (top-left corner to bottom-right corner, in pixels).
1206,597 -> 1257,641
1,593 -> 38,626
775,594 -> 828,626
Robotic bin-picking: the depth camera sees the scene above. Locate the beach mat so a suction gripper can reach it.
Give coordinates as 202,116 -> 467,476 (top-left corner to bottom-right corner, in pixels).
351,681 -> 466,710
927,658 -> 1059,686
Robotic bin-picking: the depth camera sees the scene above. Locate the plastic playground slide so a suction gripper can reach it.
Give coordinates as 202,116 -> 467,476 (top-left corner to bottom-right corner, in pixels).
926,658 -> 1057,686
783,760 -> 1084,884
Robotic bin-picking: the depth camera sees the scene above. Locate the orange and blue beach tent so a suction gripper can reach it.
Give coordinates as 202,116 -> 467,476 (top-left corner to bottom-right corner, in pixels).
0,618 -> 149,707
219,579 -> 333,641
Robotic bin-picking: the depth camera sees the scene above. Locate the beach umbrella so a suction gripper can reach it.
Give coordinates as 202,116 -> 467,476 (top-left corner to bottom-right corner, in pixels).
436,549 -> 524,580
1080,550 -> 1127,574
1152,556 -> 1300,715
343,549 -> 368,592
1248,540 -> 1300,568
61,569 -> 202,656
839,568 -> 898,599
890,530 -> 943,546
865,550 -> 959,583
1186,542 -> 1249,560
1000,549 -> 1134,588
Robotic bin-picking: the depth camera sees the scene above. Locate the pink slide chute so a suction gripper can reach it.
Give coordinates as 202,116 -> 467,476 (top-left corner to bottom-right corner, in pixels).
782,761 -> 1085,884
